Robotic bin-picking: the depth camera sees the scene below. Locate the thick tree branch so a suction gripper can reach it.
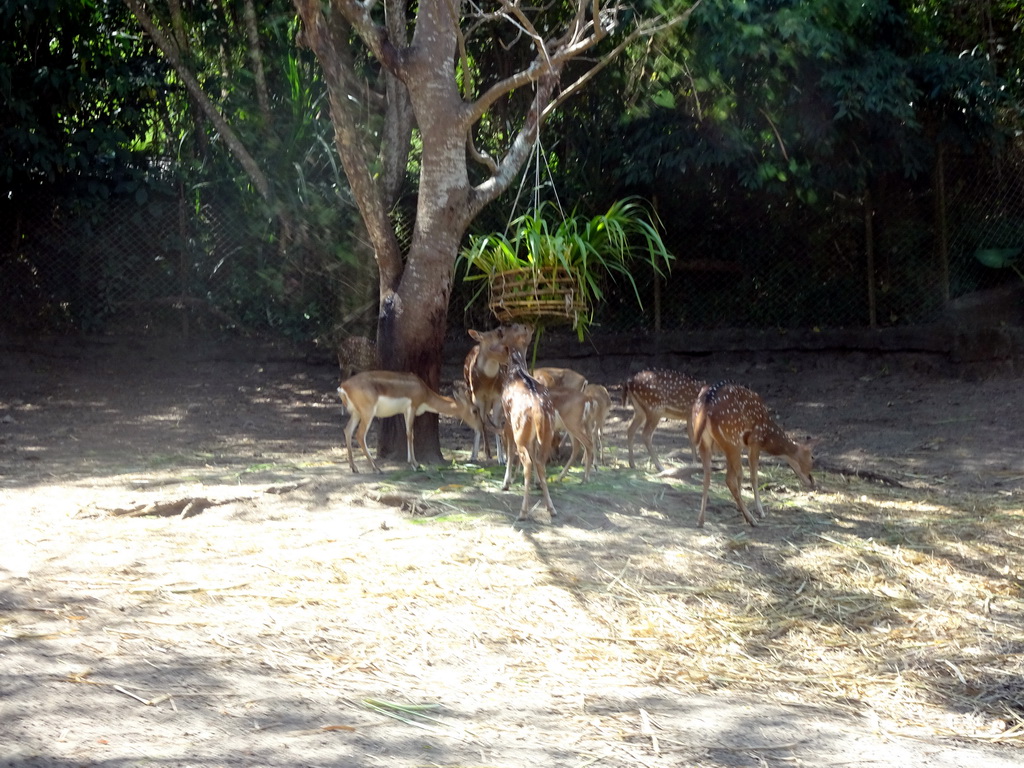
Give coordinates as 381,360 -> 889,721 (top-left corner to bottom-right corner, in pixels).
242,0 -> 273,128
293,0 -> 405,290
378,0 -> 415,210
467,0 -> 623,125
547,3 -> 702,118
332,0 -> 406,76
124,0 -> 274,203
471,57 -> 557,126
469,73 -> 559,218
468,0 -> 702,212
166,0 -> 186,52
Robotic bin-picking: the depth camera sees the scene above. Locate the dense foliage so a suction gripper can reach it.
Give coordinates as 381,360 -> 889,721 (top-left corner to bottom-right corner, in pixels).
525,0 -> 1024,328
2,0 -> 1022,334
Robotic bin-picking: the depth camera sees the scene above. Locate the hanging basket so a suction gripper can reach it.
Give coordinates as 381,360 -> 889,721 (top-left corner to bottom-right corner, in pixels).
488,266 -> 589,326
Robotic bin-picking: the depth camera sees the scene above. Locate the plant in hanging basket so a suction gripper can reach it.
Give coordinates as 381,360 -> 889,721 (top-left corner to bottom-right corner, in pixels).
459,197 -> 674,339
487,265 -> 586,325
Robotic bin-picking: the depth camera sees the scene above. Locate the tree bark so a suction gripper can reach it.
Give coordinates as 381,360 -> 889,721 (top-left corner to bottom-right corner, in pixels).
242,0 -> 273,129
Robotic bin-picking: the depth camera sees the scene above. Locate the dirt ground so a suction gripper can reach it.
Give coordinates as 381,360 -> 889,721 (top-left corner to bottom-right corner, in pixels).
1,332 -> 1023,767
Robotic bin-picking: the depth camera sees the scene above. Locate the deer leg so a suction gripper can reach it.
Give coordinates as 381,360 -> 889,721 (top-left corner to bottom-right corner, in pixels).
501,424 -> 517,491
562,423 -> 595,482
484,420 -> 495,461
344,415 -> 362,473
626,410 -> 645,469
723,444 -> 757,526
494,400 -> 508,464
641,416 -> 664,472
536,462 -> 556,517
696,436 -> 713,527
685,420 -> 698,463
557,433 -> 581,481
479,422 -> 493,462
356,416 -> 381,473
470,428 -> 482,462
404,409 -> 418,469
576,404 -> 597,480
578,437 -> 595,482
471,398 -> 495,462
530,443 -> 557,517
486,400 -> 503,463
748,445 -> 766,519
517,444 -> 534,520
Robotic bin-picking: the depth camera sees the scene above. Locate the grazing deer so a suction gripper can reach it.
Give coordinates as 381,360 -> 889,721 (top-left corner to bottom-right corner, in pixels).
546,385 -> 596,482
691,381 -> 816,527
532,367 -> 588,392
337,371 -> 477,473
499,347 -> 557,520
583,383 -> 612,462
533,366 -> 588,458
463,324 -> 534,461
337,335 -> 378,380
451,379 -> 485,440
623,369 -> 706,471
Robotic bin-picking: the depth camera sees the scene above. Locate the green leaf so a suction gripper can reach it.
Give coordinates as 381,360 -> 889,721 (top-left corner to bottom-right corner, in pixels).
651,89 -> 676,109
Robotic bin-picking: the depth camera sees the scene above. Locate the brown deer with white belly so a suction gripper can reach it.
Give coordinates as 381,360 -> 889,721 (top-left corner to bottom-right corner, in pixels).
691,381 -> 816,527
337,371 -> 478,473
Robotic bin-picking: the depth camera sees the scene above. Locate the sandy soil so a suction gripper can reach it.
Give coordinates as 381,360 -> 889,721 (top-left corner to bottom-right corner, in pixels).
1,333 -> 1022,767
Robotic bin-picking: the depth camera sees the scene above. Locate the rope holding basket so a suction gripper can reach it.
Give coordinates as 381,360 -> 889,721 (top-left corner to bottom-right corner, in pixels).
488,266 -> 589,328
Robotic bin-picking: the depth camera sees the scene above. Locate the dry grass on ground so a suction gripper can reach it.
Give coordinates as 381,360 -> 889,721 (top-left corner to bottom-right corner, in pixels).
2,337 -> 1023,767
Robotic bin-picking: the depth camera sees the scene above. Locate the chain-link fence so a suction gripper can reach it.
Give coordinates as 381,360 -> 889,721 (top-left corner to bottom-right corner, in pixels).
0,180 -> 376,341
582,140 -> 1024,334
3,140 -> 1023,340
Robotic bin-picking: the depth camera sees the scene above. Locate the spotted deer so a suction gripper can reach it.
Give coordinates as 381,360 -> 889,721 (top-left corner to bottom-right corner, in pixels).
337,335 -> 377,380
691,381 -> 816,527
337,371 -> 478,473
622,369 -> 706,471
463,324 -> 534,461
583,383 -> 612,462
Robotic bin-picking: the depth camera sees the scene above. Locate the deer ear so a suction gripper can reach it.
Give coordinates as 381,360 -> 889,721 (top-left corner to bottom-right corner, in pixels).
468,329 -> 483,341
803,437 -> 821,450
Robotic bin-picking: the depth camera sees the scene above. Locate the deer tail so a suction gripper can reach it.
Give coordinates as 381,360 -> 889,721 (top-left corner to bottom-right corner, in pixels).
690,385 -> 712,448
621,378 -> 632,407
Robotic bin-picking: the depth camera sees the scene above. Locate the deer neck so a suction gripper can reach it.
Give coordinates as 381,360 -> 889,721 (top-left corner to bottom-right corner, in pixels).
478,355 -> 502,380
417,391 -> 457,418
760,421 -> 799,458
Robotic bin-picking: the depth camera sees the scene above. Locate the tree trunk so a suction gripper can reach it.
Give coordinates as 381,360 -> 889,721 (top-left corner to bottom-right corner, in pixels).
373,3 -> 471,465
376,217 -> 464,464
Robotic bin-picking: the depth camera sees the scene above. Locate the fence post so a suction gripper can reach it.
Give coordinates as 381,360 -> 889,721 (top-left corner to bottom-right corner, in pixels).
864,188 -> 877,328
934,144 -> 950,305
